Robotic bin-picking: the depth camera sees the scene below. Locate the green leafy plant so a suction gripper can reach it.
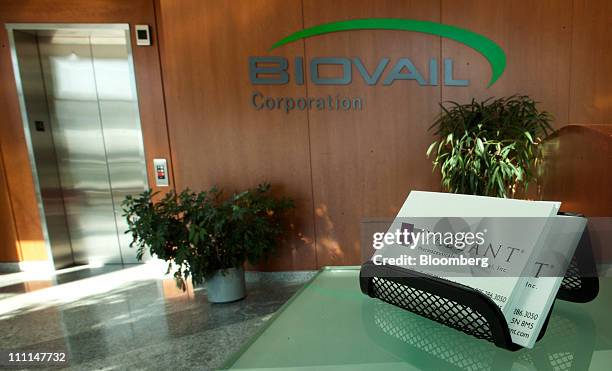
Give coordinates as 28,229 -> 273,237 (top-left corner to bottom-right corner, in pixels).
122,183 -> 294,290
427,95 -> 553,198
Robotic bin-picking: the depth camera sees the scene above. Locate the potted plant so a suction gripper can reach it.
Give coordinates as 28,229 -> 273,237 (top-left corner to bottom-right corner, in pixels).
121,183 -> 294,303
427,95 -> 553,198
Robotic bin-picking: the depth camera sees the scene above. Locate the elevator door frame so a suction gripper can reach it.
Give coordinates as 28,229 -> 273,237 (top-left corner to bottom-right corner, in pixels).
6,23 -> 149,269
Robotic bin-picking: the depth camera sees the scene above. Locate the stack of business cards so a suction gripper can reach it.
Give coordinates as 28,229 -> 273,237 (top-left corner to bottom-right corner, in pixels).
505,215 -> 586,348
391,191 -> 560,315
375,191 -> 575,348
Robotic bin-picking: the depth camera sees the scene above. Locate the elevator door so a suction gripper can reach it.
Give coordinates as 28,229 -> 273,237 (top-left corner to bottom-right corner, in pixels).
11,26 -> 148,268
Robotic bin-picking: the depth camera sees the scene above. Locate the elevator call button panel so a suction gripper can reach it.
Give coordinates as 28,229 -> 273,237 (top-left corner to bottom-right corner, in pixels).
153,158 -> 169,187
135,25 -> 151,46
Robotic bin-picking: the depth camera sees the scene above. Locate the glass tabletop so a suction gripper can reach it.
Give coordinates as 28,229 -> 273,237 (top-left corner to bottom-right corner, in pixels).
222,266 -> 612,370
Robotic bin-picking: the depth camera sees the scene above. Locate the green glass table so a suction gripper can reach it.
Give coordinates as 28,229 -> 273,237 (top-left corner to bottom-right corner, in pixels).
222,267 -> 612,370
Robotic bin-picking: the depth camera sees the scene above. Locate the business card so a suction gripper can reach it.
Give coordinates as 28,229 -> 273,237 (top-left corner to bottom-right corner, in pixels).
374,191 -> 561,325
506,215 -> 586,348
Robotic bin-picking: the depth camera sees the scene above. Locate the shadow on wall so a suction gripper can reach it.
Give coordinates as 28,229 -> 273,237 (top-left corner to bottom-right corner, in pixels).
540,124 -> 612,216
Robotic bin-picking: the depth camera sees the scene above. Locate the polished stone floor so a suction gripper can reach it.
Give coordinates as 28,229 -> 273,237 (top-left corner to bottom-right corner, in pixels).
0,263 -> 314,370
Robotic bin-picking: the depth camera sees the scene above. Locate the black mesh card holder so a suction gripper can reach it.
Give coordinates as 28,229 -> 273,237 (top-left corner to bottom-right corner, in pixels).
557,215 -> 599,302
361,297 -> 595,370
360,261 -> 538,351
359,213 -> 598,351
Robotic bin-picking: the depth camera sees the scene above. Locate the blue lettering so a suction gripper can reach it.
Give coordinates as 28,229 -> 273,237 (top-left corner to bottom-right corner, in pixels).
383,58 -> 426,86
249,56 -> 289,85
353,57 -> 389,85
444,58 -> 469,86
310,57 -> 351,85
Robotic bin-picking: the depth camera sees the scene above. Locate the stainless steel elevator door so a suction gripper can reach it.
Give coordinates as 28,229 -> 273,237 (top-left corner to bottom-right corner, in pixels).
89,35 -> 148,264
12,31 -> 75,269
29,28 -> 147,266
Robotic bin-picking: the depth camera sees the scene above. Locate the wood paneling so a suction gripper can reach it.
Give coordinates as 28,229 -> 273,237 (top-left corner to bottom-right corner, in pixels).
569,0 -> 612,124
1,0 -> 612,269
0,141 -> 20,262
303,0 -> 442,266
156,0 -> 317,270
0,0 -> 153,23
0,0 -> 173,261
541,125 -> 612,216
155,0 -> 610,268
0,26 -> 47,261
441,0 -> 572,128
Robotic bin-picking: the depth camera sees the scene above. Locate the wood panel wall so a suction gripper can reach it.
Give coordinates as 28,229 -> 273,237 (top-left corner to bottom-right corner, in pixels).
0,0 -> 172,262
156,0 -> 612,269
0,141 -> 20,262
541,125 -> 612,216
303,0 -> 442,266
1,0 -> 611,268
441,0 -> 573,128
570,0 -> 612,124
155,0 -> 317,270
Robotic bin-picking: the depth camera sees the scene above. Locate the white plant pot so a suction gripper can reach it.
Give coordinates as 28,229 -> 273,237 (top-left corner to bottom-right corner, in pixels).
205,266 -> 246,303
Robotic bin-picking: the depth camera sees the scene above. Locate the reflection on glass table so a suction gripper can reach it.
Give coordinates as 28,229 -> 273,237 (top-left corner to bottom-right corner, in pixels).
223,267 -> 612,370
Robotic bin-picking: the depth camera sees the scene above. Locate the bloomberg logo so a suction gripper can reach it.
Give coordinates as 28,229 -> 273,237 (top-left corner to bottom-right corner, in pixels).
248,18 -> 506,113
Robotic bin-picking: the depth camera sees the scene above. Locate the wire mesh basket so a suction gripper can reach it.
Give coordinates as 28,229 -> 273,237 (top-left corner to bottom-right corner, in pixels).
360,217 -> 598,351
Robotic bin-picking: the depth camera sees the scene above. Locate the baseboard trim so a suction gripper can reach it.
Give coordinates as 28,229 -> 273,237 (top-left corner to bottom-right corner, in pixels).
0,261 -> 54,274
0,262 -> 21,273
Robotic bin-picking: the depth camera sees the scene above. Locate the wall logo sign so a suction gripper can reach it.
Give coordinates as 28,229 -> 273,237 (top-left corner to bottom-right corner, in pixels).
249,18 -> 506,113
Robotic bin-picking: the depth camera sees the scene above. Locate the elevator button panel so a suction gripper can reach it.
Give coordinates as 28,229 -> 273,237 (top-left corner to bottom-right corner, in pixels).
135,25 -> 151,46
34,121 -> 45,132
153,158 -> 169,187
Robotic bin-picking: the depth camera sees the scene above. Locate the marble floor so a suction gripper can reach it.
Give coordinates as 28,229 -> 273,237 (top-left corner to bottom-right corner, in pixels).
0,263 -> 314,370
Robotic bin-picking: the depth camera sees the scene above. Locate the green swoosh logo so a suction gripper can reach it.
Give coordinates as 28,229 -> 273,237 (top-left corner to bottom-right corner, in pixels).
270,18 -> 506,87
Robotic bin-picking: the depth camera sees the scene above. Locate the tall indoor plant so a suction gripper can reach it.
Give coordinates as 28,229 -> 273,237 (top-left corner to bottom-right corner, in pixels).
122,183 -> 294,302
427,95 -> 553,198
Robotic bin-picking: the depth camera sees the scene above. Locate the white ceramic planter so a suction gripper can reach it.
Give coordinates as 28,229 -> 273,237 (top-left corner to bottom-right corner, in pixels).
205,266 -> 246,303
